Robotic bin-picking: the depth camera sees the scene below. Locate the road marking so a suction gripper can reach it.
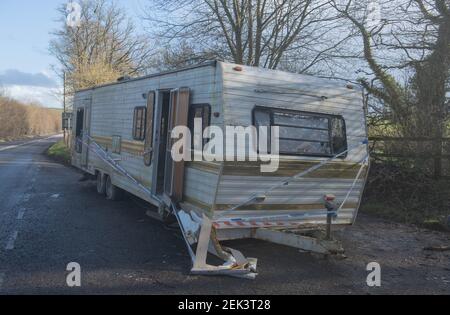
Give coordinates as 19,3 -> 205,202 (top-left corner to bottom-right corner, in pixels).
17,208 -> 26,220
0,272 -> 5,290
5,231 -> 18,250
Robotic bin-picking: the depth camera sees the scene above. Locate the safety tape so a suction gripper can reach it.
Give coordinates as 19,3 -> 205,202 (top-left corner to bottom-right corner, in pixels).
214,221 -> 295,229
213,209 -> 341,229
213,219 -> 328,229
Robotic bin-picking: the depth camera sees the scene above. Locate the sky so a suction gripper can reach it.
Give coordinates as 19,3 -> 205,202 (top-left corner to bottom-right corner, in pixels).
0,0 -> 144,108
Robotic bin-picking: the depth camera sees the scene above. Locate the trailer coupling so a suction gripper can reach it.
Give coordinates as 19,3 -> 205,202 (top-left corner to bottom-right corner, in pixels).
171,202 -> 258,280
172,203 -> 347,280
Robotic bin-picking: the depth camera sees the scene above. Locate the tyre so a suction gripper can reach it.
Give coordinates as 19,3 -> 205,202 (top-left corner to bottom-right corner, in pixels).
105,175 -> 124,201
96,172 -> 106,195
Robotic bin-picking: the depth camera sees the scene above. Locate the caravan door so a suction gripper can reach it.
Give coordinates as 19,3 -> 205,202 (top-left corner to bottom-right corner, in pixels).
81,99 -> 92,167
163,88 -> 190,202
74,98 -> 91,168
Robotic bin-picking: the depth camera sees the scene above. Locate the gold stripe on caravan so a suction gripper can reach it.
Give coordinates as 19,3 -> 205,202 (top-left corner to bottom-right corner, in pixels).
92,136 -> 110,148
222,161 -> 368,179
213,203 -> 359,211
91,136 -> 145,156
186,161 -> 222,175
122,141 -> 145,156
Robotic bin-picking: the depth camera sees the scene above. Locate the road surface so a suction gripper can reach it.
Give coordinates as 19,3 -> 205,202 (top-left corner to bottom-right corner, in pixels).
0,137 -> 449,294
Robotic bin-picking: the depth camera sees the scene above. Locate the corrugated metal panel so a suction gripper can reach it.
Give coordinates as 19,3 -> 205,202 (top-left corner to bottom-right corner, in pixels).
81,64 -> 222,209
216,176 -> 364,205
73,62 -> 368,229
215,62 -> 369,225
184,167 -> 219,206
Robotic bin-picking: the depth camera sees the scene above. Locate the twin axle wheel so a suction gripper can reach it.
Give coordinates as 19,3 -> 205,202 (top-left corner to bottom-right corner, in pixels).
96,172 -> 106,195
94,171 -> 174,223
96,172 -> 123,201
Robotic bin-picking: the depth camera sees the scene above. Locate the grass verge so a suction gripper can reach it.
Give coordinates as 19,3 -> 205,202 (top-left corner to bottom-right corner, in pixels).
46,140 -> 71,165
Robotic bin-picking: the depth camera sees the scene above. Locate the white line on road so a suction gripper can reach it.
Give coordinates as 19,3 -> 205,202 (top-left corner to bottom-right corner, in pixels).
5,231 -> 18,250
17,208 -> 26,220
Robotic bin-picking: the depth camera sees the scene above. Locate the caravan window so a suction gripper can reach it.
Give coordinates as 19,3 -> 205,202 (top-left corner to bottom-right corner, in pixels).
188,104 -> 211,147
133,107 -> 147,141
253,107 -> 348,158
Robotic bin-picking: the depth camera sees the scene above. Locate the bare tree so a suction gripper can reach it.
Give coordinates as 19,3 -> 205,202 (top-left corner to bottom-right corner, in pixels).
143,0 -> 346,72
148,41 -> 218,71
331,0 -> 450,177
50,0 -> 154,93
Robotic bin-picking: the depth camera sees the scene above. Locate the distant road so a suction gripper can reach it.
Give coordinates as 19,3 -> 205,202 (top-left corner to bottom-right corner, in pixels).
0,136 -> 448,294
0,135 -> 63,152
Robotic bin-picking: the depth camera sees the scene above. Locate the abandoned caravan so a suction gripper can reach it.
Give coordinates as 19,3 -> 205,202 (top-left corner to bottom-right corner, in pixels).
71,61 -> 370,279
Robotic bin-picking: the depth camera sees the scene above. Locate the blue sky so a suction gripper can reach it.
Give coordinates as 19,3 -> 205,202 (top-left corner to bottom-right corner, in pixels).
0,0 -> 144,108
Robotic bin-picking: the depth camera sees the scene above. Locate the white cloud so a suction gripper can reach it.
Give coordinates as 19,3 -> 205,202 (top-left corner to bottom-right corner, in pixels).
2,84 -> 62,108
0,69 -> 62,108
0,69 -> 58,88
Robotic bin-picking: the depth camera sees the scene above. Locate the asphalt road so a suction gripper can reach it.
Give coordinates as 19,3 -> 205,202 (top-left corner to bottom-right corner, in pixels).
0,137 -> 449,295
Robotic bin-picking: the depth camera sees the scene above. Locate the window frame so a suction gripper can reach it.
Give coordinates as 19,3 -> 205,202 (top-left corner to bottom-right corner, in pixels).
188,103 -> 212,147
252,106 -> 348,158
132,106 -> 147,141
143,91 -> 156,166
75,108 -> 85,154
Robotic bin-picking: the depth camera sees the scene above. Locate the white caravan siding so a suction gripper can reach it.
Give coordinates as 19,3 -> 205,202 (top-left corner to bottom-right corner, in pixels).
72,61 -> 369,227
214,63 -> 369,225
73,64 -> 222,206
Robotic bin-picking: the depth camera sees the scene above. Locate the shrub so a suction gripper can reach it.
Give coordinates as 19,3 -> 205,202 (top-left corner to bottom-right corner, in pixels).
0,96 -> 62,140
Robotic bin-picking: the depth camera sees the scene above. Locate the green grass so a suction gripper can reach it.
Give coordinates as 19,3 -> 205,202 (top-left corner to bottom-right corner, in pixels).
47,140 -> 71,164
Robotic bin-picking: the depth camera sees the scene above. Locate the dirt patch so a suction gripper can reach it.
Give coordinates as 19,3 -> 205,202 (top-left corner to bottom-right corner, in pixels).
333,214 -> 450,294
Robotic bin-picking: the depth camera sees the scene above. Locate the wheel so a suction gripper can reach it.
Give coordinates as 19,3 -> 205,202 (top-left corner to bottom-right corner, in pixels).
96,172 -> 106,195
158,204 -> 177,225
105,175 -> 124,201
